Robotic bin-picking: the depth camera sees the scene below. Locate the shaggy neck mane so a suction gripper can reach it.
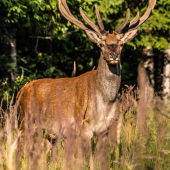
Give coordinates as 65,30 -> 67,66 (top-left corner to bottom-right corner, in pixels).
96,52 -> 121,102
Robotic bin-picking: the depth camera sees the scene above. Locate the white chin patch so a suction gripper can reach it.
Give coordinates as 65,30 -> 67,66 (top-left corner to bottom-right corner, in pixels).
108,60 -> 119,65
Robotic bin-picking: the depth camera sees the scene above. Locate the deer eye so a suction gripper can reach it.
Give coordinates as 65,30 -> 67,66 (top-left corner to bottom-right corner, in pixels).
120,43 -> 124,47
100,43 -> 104,48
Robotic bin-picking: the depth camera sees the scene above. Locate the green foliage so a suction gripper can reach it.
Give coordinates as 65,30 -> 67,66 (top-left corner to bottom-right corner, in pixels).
0,70 -> 37,108
123,0 -> 170,51
0,0 -> 170,96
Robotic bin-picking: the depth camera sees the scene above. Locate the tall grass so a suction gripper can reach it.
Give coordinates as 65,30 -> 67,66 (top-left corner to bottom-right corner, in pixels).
1,67 -> 170,170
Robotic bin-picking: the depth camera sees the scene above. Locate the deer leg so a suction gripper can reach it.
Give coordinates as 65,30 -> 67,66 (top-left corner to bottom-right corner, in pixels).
90,150 -> 97,170
96,132 -> 109,170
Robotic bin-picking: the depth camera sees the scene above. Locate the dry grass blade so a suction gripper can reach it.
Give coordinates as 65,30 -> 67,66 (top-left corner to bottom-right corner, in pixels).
1,73 -> 170,170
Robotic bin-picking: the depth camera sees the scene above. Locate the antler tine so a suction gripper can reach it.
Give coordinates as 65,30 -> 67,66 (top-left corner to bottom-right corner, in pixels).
59,0 -> 88,30
116,11 -> 139,34
60,0 -> 72,16
59,0 -> 102,36
79,7 -> 101,35
127,0 -> 156,32
95,5 -> 105,32
61,0 -> 102,35
129,11 -> 139,27
116,8 -> 130,34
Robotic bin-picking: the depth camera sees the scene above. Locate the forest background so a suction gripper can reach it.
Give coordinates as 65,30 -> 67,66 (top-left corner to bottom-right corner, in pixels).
0,1 -> 170,169
0,0 -> 170,103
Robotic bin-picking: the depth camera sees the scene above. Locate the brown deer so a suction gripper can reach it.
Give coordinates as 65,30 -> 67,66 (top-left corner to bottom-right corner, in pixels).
17,0 -> 157,159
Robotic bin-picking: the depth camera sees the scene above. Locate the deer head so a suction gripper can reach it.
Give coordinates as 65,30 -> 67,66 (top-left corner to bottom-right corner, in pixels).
59,0 -> 156,65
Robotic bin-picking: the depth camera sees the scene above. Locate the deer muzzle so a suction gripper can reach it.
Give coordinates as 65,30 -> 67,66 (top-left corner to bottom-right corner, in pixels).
108,52 -> 120,64
110,52 -> 119,61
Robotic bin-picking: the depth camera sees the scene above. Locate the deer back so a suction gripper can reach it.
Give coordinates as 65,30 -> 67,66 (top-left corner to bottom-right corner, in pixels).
17,70 -> 97,135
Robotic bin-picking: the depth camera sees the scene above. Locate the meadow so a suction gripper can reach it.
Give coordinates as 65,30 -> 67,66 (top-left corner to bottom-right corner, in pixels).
0,66 -> 170,170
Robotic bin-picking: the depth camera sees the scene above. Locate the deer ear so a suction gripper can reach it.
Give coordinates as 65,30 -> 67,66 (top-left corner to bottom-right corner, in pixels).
85,30 -> 102,45
121,29 -> 138,43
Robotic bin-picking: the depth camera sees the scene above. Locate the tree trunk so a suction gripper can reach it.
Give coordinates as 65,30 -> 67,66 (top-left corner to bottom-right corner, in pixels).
162,48 -> 170,102
10,31 -> 17,82
154,52 -> 162,93
143,47 -> 155,101
92,44 -> 98,70
46,39 -> 52,78
72,61 -> 76,77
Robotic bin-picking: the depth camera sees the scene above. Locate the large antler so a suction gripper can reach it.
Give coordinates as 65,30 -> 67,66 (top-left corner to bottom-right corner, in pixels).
58,0 -> 106,38
116,0 -> 157,34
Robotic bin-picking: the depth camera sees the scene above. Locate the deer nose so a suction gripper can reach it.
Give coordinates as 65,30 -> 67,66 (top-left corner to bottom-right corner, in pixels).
110,52 -> 118,60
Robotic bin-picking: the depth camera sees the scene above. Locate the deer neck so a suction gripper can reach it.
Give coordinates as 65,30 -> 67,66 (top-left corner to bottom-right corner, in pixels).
96,52 -> 121,102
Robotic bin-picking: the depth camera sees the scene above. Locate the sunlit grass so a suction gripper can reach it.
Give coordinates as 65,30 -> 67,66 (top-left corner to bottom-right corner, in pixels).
1,86 -> 170,170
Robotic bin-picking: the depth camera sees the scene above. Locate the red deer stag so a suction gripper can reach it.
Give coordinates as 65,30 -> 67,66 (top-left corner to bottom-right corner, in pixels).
17,0 -> 157,151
